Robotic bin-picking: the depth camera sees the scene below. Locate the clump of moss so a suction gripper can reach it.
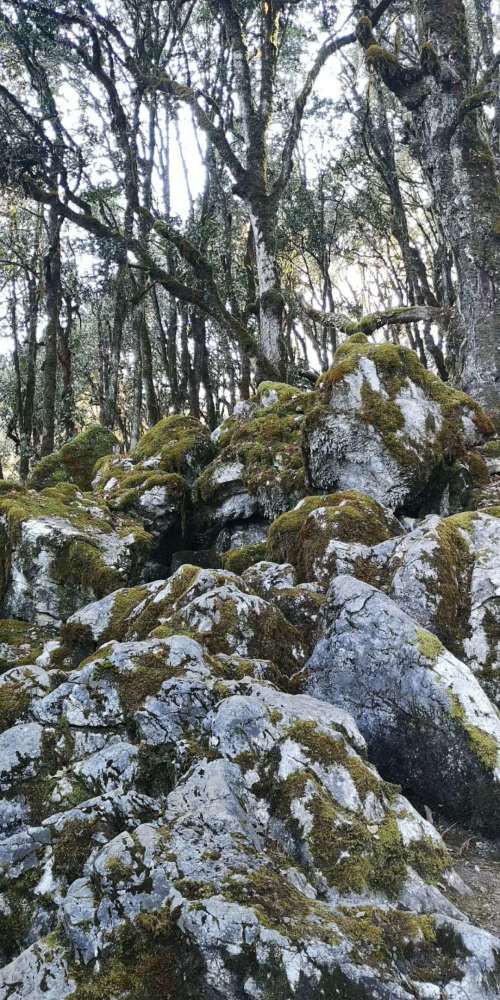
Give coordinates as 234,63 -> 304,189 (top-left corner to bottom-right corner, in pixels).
0,619 -> 50,672
421,516 -> 474,658
450,695 -> 499,771
318,340 -> 494,464
52,818 -> 98,884
194,386 -> 319,519
133,414 -> 213,478
0,681 -> 30,732
29,425 -> 118,491
221,542 -> 267,575
0,868 -> 40,962
415,629 -> 445,664
224,865 -> 339,946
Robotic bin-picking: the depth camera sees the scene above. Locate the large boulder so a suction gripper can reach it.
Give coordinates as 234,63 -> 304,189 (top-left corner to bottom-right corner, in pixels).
304,575 -> 500,835
92,415 -> 213,567
0,482 -> 151,623
303,335 -> 493,514
192,381 -> 314,546
0,621 -> 498,999
266,489 -> 402,586
29,425 -> 118,492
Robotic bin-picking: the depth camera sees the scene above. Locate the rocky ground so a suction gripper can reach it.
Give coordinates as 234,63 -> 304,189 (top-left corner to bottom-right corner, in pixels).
0,334 -> 499,999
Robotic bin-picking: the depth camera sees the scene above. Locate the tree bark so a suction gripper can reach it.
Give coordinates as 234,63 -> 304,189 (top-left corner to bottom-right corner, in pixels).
358,3 -> 500,412
41,204 -> 61,456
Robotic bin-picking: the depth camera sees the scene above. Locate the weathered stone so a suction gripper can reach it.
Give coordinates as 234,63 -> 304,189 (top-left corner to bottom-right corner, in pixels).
305,575 -> 500,834
303,337 -> 493,514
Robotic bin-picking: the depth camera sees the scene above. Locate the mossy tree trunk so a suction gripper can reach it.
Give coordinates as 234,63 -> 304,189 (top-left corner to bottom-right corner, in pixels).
358,1 -> 500,412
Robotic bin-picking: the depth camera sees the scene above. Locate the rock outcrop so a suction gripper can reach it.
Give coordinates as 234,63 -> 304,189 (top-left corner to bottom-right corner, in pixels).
1,345 -> 500,998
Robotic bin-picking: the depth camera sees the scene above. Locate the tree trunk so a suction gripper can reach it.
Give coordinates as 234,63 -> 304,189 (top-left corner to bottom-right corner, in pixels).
358,2 -> 500,411
250,211 -> 286,377
41,205 -> 61,455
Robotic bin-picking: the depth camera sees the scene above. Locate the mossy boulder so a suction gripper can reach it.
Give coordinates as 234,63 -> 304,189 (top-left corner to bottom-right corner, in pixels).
305,574 -> 500,835
192,382 -> 317,544
385,509 -> 500,703
93,416 -> 213,561
29,425 -> 118,492
267,489 -> 402,585
304,336 -> 494,515
0,482 -> 151,622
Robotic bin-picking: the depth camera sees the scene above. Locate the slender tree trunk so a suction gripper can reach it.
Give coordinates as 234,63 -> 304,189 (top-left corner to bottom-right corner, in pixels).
58,293 -> 76,441
41,204 -> 61,456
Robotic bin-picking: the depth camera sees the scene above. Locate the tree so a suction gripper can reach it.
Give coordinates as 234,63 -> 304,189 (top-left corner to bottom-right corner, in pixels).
357,1 -> 500,411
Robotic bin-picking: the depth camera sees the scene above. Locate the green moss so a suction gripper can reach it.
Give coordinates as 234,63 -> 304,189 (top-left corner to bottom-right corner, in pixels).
319,342 -> 494,448
29,425 -> 118,491
255,382 -> 302,404
0,681 -> 30,732
267,490 -> 396,576
0,619 -> 49,671
451,695 -> 499,770
133,414 -> 213,477
52,540 -> 123,600
415,628 -> 445,664
224,865 -> 339,946
221,543 -> 267,575
421,516 -> 474,657
52,818 -> 97,884
69,908 -> 186,1000
0,868 -> 40,962
105,857 -> 135,884
482,439 -> 500,457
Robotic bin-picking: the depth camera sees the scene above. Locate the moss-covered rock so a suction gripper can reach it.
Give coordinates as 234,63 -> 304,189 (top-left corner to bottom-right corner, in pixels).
0,483 -> 151,622
192,382 -> 318,544
29,425 -> 118,492
304,336 -> 494,515
267,489 -> 401,585
132,414 -> 214,481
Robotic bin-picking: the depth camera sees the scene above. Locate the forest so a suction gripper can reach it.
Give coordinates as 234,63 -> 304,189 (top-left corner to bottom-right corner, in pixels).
0,2 -> 499,999
0,0 -> 497,470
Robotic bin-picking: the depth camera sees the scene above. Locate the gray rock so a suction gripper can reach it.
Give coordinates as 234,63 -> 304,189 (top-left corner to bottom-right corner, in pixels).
305,575 -> 500,834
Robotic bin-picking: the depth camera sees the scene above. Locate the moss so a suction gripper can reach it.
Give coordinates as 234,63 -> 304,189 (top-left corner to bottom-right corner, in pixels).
52,818 -> 97,884
335,906 -> 445,975
0,868 -> 40,962
287,720 -> 390,800
105,856 -> 135,885
482,438 -> 500,457
69,908 -> 188,1000
415,628 -> 445,664
221,542 -> 267,575
0,681 -> 30,732
109,650 -> 185,716
133,414 -> 213,476
418,515 -> 475,658
465,451 -> 490,486
52,540 -> 123,601
0,484 -> 112,539
224,865 -> 339,946
108,471 -> 188,517
255,381 -> 302,404
267,490 -> 396,576
174,878 -> 216,901
0,619 -> 49,671
29,425 -> 117,491
319,341 -> 494,447
451,695 -> 499,771
365,43 -> 399,66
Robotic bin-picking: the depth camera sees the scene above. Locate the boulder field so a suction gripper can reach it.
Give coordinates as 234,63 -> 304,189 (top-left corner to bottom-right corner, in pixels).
0,335 -> 499,999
